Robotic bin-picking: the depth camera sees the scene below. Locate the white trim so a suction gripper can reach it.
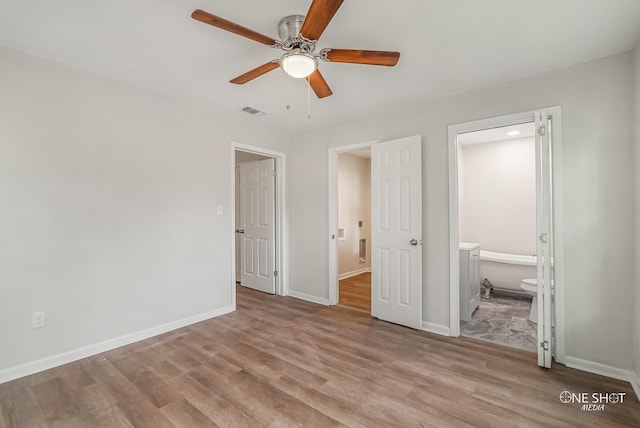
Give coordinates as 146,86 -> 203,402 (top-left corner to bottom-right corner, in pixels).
421,321 -> 451,337
448,124 -> 460,336
549,109 -> 566,364
231,143 -> 288,301
447,107 -> 566,365
338,267 -> 371,280
0,305 -> 234,385
566,357 -> 640,401
328,141 -> 378,306
631,373 -> 640,402
287,290 -> 331,306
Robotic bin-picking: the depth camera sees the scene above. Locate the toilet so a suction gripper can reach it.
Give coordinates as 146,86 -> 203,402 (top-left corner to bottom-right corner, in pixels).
520,278 -> 538,323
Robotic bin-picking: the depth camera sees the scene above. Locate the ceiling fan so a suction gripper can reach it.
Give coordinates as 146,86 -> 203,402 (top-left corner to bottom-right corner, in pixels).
191,0 -> 400,98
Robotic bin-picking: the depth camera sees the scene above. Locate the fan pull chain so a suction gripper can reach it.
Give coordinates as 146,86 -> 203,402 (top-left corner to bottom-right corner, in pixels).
307,76 -> 311,119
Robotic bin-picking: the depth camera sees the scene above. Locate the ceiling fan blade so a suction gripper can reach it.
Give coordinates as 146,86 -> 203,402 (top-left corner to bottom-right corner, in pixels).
192,9 -> 277,46
308,69 -> 333,98
300,0 -> 344,41
323,49 -> 400,66
230,61 -> 280,84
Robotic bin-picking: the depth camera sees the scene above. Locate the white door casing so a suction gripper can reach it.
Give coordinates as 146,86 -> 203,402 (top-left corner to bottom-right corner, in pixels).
371,135 -> 423,329
240,158 -> 276,294
536,110 -> 554,368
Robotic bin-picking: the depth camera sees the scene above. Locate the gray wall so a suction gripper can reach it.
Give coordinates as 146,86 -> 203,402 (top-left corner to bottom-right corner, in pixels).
289,52 -> 635,371
0,46 -> 288,374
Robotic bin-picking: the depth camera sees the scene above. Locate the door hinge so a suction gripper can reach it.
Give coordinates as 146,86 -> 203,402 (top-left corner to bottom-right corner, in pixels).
273,170 -> 277,177
540,340 -> 549,351
274,270 -> 278,277
538,125 -> 546,136
538,233 -> 547,243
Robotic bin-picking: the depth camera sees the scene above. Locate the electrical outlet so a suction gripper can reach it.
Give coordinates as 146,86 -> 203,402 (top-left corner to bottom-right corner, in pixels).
32,311 -> 46,329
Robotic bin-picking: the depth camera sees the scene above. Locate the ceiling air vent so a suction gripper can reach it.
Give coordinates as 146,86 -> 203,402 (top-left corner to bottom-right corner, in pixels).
241,106 -> 266,117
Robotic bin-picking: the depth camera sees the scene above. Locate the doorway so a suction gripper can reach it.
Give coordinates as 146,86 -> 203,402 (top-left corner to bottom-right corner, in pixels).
336,149 -> 372,312
448,108 -> 564,368
329,136 -> 423,329
235,151 -> 275,294
456,122 -> 538,352
231,143 -> 288,308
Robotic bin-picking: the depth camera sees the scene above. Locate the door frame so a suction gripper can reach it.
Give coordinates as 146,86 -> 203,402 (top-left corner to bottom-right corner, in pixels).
447,107 -> 566,364
328,140 -> 378,306
231,142 -> 288,309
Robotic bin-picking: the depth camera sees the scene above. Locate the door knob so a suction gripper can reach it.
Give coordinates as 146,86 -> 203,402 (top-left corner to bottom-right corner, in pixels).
236,229 -> 245,234
409,239 -> 418,246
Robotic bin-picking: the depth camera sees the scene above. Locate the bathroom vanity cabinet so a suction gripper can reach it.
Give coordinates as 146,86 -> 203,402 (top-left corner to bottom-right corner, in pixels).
460,242 -> 481,321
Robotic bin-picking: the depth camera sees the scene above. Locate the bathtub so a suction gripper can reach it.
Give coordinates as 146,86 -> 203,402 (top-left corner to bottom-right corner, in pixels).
479,250 -> 536,293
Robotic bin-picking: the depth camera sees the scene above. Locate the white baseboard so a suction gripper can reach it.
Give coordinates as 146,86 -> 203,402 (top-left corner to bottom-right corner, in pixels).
0,305 -> 234,385
421,321 -> 451,337
565,356 -> 640,401
338,267 -> 371,280
287,290 -> 330,306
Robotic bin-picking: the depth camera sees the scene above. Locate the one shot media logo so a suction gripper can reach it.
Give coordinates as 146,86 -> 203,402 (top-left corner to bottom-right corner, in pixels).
559,391 -> 627,411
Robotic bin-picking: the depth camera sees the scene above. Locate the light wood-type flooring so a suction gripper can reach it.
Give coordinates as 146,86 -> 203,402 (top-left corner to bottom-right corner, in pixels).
338,272 -> 371,313
1,285 -> 639,427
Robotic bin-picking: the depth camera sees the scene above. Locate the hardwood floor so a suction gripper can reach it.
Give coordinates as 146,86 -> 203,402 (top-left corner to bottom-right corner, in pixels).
338,272 -> 371,312
1,285 -> 639,427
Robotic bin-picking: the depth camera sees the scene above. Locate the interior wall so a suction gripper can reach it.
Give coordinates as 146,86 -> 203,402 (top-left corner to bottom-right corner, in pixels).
0,46 -> 288,375
289,52 -> 635,371
459,137 -> 536,255
337,153 -> 371,275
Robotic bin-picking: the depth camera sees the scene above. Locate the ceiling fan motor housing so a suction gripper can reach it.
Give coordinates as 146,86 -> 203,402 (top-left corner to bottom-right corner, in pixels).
277,15 -> 316,53
278,15 -> 305,40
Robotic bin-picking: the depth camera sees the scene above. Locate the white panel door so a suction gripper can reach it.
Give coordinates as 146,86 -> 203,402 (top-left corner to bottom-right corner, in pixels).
535,110 -> 554,367
371,135 -> 422,329
240,158 -> 276,294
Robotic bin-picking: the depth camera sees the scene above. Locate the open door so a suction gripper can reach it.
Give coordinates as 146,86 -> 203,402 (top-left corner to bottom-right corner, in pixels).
371,135 -> 422,329
239,158 -> 276,294
536,110 -> 554,367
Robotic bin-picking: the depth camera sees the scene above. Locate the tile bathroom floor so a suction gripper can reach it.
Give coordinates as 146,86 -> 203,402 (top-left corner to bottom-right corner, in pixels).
460,291 -> 537,352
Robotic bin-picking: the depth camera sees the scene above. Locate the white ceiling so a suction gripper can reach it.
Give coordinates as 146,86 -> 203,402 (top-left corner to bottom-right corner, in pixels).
347,149 -> 371,159
458,122 -> 535,146
1,0 -> 639,133
235,150 -> 271,163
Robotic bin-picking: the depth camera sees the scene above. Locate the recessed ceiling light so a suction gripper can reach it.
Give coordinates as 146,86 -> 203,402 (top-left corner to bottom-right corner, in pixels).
507,130 -> 520,136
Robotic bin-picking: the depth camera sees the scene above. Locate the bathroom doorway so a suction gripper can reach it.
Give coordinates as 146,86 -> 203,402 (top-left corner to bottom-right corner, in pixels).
456,122 -> 538,351
448,108 -> 563,368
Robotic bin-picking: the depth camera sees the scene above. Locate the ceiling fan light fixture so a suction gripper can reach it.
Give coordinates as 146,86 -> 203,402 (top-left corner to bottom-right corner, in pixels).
281,50 -> 317,79
192,1 -> 400,98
